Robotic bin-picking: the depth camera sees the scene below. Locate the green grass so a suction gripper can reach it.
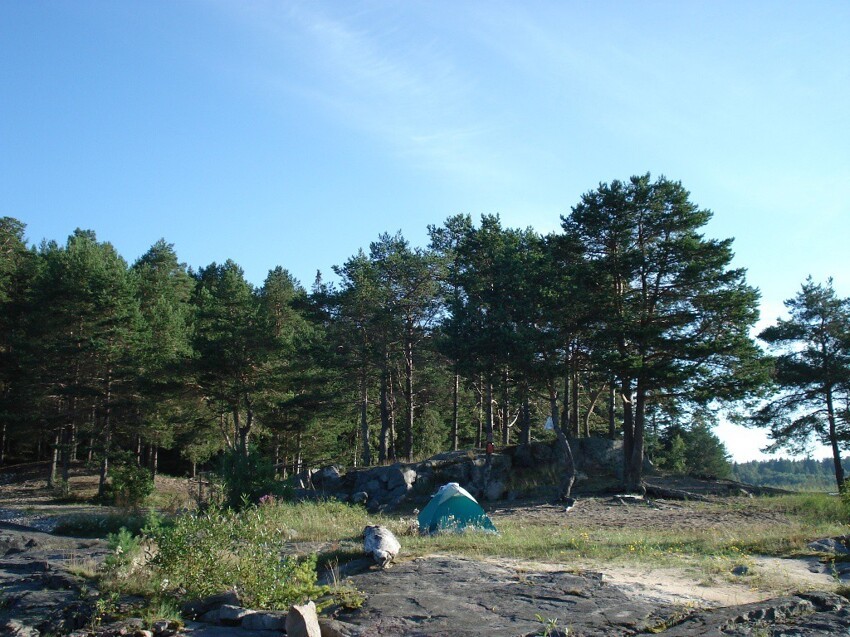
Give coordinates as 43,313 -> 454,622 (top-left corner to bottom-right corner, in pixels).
98,492 -> 850,611
52,512 -> 150,538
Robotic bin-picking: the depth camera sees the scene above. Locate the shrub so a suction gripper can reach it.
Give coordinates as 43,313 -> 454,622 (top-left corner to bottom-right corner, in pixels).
215,447 -> 289,510
108,461 -> 155,509
148,504 -> 327,609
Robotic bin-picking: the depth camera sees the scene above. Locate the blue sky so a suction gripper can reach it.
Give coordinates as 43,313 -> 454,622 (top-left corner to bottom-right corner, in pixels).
2,1 -> 848,461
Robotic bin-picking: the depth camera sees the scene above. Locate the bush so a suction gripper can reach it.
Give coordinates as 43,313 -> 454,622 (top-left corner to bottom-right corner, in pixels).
148,504 -> 327,609
107,461 -> 155,509
215,447 -> 288,510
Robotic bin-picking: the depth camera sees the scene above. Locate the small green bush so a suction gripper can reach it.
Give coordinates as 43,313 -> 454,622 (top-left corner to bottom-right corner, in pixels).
148,504 -> 327,609
214,447 -> 290,510
107,461 -> 155,509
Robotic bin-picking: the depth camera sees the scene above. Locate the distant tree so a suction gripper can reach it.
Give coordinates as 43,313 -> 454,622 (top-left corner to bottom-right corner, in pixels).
132,240 -> 195,475
0,217 -> 36,464
563,174 -> 766,491
752,278 -> 850,490
26,230 -> 140,493
192,260 -> 272,455
654,417 -> 732,479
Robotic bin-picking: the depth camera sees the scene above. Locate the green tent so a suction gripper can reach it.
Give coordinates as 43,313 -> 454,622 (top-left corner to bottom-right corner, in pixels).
418,483 -> 497,534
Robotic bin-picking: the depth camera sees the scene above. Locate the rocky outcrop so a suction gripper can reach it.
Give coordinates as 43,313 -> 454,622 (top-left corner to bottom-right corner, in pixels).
0,522 -> 111,635
294,437 -> 627,512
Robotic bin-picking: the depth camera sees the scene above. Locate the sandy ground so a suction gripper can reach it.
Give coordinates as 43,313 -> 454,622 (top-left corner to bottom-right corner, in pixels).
487,495 -> 840,608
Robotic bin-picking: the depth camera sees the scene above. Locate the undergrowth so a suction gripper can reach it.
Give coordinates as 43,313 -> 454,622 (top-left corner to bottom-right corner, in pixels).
92,491 -> 850,614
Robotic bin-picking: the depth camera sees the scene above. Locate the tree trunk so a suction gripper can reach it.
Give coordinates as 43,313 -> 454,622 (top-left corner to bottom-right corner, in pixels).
70,422 -> 78,462
827,386 -> 845,490
608,378 -> 616,440
61,423 -> 71,485
48,428 -> 60,489
404,337 -> 414,461
451,372 -> 459,451
485,376 -> 494,444
549,382 -> 559,431
238,395 -> 254,456
98,370 -> 113,498
554,428 -> 576,501
561,372 -> 570,438
360,374 -> 371,467
475,378 -> 483,448
621,377 -> 635,489
625,380 -> 646,493
379,359 -> 391,463
151,446 -> 158,478
520,388 -> 531,445
583,385 -> 605,438
570,355 -> 580,437
501,368 -> 510,446
295,429 -> 303,474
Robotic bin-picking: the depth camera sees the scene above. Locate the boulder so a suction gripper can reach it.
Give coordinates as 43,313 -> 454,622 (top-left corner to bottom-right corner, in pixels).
242,611 -> 287,631
808,537 -> 850,554
385,465 -> 417,492
286,600 -> 321,637
182,589 -> 241,619
363,525 -> 401,568
218,604 -> 253,625
313,466 -> 343,490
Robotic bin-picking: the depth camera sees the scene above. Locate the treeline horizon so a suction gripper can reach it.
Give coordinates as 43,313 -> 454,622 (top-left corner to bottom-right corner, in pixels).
2,173 -> 847,497
732,457 -> 850,492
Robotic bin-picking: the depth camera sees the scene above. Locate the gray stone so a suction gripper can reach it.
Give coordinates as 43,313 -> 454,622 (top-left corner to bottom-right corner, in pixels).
199,609 -> 221,623
385,465 -> 417,492
2,619 -> 40,637
319,617 -> 362,637
313,466 -> 343,490
808,537 -> 850,554
731,564 -> 749,576
483,479 -> 506,501
242,611 -> 286,630
218,604 -> 254,624
351,491 -> 368,504
363,525 -> 401,567
182,589 -> 241,618
286,600 -> 321,637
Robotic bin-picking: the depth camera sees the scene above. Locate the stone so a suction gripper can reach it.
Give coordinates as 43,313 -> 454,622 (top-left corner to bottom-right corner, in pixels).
313,465 -> 343,490
363,525 -> 401,567
286,600 -> 321,637
385,465 -> 417,492
181,589 -> 241,618
199,609 -> 220,623
351,491 -> 368,504
483,479 -> 506,501
242,611 -> 287,631
808,537 -> 850,554
731,565 -> 749,576
3,619 -> 40,637
218,604 -> 253,624
319,617 -> 362,636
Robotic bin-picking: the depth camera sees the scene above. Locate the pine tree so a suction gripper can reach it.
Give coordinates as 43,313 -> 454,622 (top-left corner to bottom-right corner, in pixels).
753,277 -> 850,490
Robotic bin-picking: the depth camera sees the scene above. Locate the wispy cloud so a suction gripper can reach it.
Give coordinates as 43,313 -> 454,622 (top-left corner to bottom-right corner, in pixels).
214,2 -> 513,185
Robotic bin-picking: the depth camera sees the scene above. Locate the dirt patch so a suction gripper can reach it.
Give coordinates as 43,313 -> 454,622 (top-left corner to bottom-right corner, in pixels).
489,491 -> 792,533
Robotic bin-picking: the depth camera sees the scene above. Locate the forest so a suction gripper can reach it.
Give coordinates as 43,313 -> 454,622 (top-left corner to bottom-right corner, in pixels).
731,457 -> 850,492
1,174 -> 849,495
